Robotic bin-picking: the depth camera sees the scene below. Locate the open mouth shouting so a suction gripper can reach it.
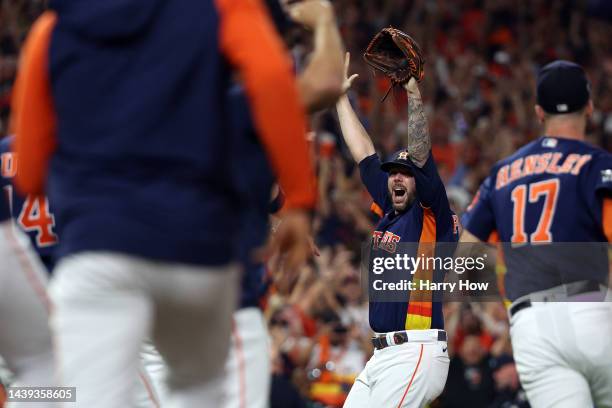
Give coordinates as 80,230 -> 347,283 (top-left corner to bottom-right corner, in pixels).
392,185 -> 408,204
393,186 -> 406,198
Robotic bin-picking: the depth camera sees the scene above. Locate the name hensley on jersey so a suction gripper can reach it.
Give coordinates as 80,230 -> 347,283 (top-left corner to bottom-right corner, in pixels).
495,151 -> 592,190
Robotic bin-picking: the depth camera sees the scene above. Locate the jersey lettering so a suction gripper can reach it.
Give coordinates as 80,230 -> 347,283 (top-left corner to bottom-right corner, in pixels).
496,153 -> 592,189
0,152 -> 17,178
372,230 -> 401,253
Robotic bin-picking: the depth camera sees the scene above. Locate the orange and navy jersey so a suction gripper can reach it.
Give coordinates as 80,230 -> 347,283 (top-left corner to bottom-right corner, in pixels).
0,136 -> 57,270
11,1 -> 316,265
463,136 -> 612,301
359,152 -> 459,333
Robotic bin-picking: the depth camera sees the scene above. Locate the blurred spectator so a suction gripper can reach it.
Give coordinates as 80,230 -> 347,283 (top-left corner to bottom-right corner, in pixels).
306,311 -> 367,407
440,334 -> 496,407
450,304 -> 495,354
488,354 -> 530,408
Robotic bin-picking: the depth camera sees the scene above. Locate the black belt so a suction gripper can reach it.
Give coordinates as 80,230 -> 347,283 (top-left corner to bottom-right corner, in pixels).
372,330 -> 447,350
509,280 -> 603,318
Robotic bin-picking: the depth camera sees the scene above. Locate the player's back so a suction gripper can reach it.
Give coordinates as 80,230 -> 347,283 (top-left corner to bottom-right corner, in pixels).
471,136 -> 611,300
44,0 -> 240,265
488,136 -> 609,243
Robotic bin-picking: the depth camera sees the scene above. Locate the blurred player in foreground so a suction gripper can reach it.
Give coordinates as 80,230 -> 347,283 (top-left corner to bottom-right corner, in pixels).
461,60 -> 612,408
0,170 -> 57,408
137,0 -> 344,407
11,0 -> 316,407
337,53 -> 458,407
224,1 -> 343,407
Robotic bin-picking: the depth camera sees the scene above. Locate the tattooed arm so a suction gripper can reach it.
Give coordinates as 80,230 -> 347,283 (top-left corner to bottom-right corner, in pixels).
404,78 -> 431,168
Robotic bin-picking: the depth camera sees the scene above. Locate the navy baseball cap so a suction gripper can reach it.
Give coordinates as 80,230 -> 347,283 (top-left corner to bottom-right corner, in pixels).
381,149 -> 414,173
536,60 -> 591,114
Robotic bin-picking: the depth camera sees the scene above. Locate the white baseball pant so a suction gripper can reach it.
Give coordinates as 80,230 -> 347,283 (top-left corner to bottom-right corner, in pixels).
0,221 -> 58,408
224,307 -> 270,408
49,252 -> 238,408
136,306 -> 271,408
343,330 -> 449,408
509,299 -> 612,408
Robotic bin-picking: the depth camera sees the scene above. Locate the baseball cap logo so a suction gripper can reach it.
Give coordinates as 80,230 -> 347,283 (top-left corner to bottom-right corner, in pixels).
602,169 -> 612,183
398,151 -> 409,160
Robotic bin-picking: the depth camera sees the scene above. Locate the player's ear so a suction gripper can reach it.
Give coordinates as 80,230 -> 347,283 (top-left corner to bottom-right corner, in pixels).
534,105 -> 545,124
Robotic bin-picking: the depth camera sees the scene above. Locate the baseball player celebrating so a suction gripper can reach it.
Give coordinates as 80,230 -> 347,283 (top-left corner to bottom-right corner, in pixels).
11,1 -> 316,407
337,48 -> 458,407
461,61 -> 612,408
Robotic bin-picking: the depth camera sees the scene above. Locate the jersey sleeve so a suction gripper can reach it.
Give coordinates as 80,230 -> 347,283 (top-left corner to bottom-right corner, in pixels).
358,153 -> 391,213
10,12 -> 57,196
590,153 -> 612,198
603,198 -> 612,242
462,175 -> 497,242
582,151 -> 612,233
215,0 -> 316,211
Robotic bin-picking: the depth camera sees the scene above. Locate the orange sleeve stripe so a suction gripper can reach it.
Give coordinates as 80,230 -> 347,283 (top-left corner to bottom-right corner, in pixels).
215,0 -> 316,210
370,202 -> 383,218
10,11 -> 57,196
604,198 -> 612,242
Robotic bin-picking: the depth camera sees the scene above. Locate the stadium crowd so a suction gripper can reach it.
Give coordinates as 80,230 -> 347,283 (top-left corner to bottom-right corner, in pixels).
0,0 -> 610,407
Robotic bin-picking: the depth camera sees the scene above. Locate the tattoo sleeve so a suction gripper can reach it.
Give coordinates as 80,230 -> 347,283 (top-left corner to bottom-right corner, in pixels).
406,94 -> 431,167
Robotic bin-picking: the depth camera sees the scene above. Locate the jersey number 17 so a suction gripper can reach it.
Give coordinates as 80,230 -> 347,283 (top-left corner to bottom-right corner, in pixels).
511,179 -> 559,244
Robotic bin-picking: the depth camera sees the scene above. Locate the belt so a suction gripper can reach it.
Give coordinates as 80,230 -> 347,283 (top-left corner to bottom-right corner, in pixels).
509,280 -> 604,318
372,330 -> 447,350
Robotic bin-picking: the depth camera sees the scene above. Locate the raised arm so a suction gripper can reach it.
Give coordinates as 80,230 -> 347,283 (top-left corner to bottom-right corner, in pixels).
335,53 -> 375,164
287,0 -> 344,113
404,78 -> 431,168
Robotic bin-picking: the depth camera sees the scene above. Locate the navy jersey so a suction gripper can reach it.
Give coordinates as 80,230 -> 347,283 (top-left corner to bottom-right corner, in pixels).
0,137 -> 57,270
360,152 -> 459,333
12,1 -> 316,268
464,136 -> 612,301
0,176 -> 9,223
229,85 -> 275,308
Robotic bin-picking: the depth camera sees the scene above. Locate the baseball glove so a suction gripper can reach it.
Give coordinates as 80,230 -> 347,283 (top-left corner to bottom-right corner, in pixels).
363,27 -> 425,87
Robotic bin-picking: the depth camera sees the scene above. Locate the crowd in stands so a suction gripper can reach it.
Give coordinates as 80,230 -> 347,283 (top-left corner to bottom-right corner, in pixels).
1,0 -> 610,407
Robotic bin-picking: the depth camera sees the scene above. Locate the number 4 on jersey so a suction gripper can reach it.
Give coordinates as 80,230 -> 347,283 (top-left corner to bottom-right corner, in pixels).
18,195 -> 58,247
511,179 -> 559,244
